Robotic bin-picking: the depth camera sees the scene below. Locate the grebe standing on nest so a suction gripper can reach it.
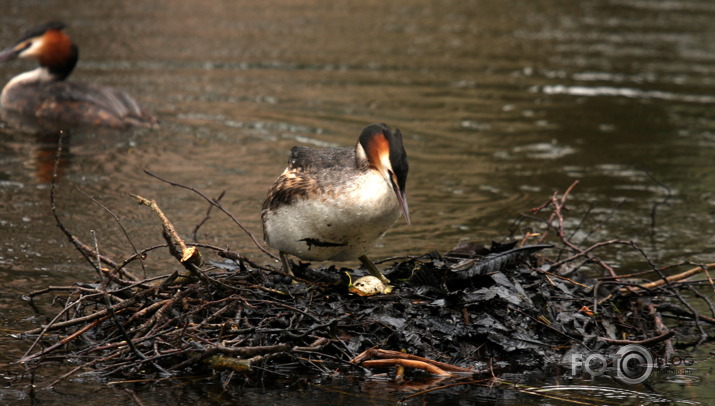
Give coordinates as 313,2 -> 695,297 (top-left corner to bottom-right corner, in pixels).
262,123 -> 410,285
0,21 -> 156,128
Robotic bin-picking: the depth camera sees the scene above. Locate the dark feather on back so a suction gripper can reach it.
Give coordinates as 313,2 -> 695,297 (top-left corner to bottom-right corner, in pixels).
287,146 -> 357,172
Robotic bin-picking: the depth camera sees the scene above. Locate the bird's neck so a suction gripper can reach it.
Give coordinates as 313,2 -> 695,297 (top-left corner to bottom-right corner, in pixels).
7,67 -> 61,87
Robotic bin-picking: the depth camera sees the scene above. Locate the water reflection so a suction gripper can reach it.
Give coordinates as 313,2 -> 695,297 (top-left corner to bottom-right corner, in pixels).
0,110 -> 154,185
29,131 -> 66,184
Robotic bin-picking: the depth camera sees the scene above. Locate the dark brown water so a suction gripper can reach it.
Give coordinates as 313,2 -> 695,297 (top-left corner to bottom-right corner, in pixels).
0,0 -> 714,404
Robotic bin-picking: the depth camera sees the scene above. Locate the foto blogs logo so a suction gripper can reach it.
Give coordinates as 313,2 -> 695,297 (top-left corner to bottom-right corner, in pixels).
570,344 -> 694,384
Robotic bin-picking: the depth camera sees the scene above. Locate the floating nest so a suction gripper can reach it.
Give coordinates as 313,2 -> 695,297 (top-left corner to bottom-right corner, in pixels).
14,171 -> 715,392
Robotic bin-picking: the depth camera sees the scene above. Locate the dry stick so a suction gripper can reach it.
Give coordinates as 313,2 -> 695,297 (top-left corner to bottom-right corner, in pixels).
27,285 -> 106,298
535,269 -> 590,289
626,243 -> 709,342
125,298 -> 172,325
560,190 -> 619,279
622,264 -> 714,293
374,254 -> 417,265
536,180 -> 579,244
647,303 -> 674,360
212,246 -> 269,271
642,168 -> 673,238
508,305 -> 589,350
671,289 -> 708,343
133,288 -> 188,337
99,268 -> 140,289
597,261 -> 690,281
689,285 -> 715,318
131,195 -> 189,254
49,351 -> 124,387
193,190 -> 225,242
255,299 -> 325,324
214,278 -> 286,296
143,169 -> 278,260
657,303 -> 715,324
598,331 -> 676,346
190,299 -> 237,330
76,185 -> 142,281
21,293 -> 92,359
579,199 -> 626,249
699,262 -> 715,288
49,133 -> 117,272
531,181 -> 616,277
90,231 -> 173,377
101,268 -> 168,290
196,316 -> 343,341
124,388 -> 147,406
205,353 -> 271,373
533,182 -> 619,279
551,240 -> 630,270
87,325 -> 184,354
351,348 -> 474,373
170,344 -> 290,372
131,194 -> 214,287
394,361 -> 406,383
131,348 -> 185,368
163,238 -> 242,293
100,360 -> 139,377
97,334 -> 177,377
566,201 -> 596,245
215,344 -> 292,357
23,296 -> 138,335
360,359 -> 452,376
109,244 -> 168,278
21,312 -> 112,363
293,337 -> 330,352
23,274 -> 166,362
97,273 -> 169,299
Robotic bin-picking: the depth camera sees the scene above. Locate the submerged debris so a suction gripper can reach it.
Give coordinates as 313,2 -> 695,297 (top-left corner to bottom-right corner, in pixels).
14,171 -> 715,390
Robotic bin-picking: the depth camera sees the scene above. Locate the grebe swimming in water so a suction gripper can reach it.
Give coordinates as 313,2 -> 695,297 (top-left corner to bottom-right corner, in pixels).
0,21 -> 156,128
261,123 -> 410,284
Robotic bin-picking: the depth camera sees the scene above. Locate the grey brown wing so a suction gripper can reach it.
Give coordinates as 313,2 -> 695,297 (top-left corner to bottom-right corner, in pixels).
44,82 -> 154,125
287,146 -> 354,171
38,82 -> 156,126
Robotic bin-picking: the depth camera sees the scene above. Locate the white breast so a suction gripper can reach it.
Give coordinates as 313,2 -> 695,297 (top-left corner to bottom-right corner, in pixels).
263,170 -> 401,261
1,67 -> 54,108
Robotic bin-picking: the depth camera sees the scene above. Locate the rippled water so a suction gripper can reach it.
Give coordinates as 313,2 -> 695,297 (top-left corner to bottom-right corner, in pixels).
0,0 -> 714,404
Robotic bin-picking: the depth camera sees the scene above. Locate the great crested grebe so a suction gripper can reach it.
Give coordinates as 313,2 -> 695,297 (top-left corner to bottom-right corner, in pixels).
0,21 -> 156,128
262,123 -> 410,284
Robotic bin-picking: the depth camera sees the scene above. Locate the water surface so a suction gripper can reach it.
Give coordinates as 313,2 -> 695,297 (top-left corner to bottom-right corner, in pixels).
0,0 -> 714,404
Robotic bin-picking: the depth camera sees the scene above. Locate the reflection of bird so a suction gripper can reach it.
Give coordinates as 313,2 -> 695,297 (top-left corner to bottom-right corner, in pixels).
262,123 -> 410,284
0,21 -> 156,128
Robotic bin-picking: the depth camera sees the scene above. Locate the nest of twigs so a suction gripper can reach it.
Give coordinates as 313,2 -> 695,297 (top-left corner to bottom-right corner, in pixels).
15,157 -> 715,390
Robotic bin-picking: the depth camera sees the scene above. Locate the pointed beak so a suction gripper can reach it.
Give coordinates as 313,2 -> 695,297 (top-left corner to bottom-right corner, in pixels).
390,176 -> 411,225
0,46 -> 21,62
